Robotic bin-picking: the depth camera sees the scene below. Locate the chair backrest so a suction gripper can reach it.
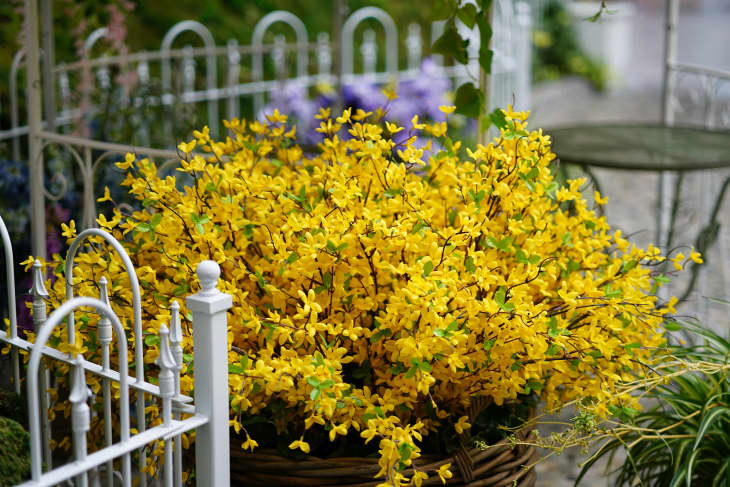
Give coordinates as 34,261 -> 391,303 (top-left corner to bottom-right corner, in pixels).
664,62 -> 730,130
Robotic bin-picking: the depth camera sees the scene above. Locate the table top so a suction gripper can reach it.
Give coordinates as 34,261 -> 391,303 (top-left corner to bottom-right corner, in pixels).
547,123 -> 730,171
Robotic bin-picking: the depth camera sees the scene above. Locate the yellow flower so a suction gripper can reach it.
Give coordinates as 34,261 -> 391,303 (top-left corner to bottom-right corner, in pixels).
288,436 -> 311,453
436,464 -> 453,484
439,105 -> 456,116
115,152 -> 136,170
671,252 -> 685,271
689,248 -> 703,264
60,220 -> 77,240
594,190 -> 608,205
315,107 -> 331,120
381,86 -> 398,101
411,115 -> 426,130
328,423 -> 348,441
242,434 -> 259,451
454,416 -> 471,434
412,470 -> 428,486
177,140 -> 196,154
97,186 -> 113,203
336,107 -> 352,124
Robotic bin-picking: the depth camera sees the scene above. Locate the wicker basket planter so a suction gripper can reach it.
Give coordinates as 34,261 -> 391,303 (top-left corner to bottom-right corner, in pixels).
230,426 -> 537,487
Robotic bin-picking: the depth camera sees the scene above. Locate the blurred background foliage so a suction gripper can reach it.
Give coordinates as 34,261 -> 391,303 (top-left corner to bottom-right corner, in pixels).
532,0 -> 608,91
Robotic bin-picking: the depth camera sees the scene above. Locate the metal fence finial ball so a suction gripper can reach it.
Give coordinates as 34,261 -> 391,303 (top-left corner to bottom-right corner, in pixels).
197,260 -> 220,295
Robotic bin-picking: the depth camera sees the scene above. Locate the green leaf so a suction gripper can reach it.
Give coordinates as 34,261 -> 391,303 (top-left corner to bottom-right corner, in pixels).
545,344 -> 559,356
477,0 -> 492,11
240,223 -> 256,239
384,187 -> 403,198
432,25 -> 469,64
411,219 -> 428,235
286,252 -> 299,264
623,342 -> 641,357
398,442 -> 413,462
322,272 -> 333,290
525,380 -> 544,394
448,208 -> 458,227
475,14 -> 493,74
465,256 -> 476,274
417,361 -> 432,372
144,334 -> 160,347
603,284 -> 622,299
494,286 -> 506,305
548,317 -> 570,338
422,260 -> 434,278
228,364 -> 245,374
488,108 -> 508,130
255,270 -> 266,291
693,406 -> 730,452
431,0 -> 457,20
453,82 -> 484,119
310,388 -> 320,400
468,188 -> 486,206
664,321 -> 681,332
456,3 -> 478,28
319,379 -> 335,390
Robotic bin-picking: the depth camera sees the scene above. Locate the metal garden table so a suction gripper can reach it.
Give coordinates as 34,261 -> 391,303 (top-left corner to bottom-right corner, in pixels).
548,122 -> 730,301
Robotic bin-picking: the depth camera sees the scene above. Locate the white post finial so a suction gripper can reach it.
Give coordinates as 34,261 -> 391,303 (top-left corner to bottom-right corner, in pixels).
158,323 -> 176,487
187,259 -> 232,487
169,300 -> 183,377
30,259 -> 49,331
30,259 -> 49,298
197,260 -> 221,296
98,276 -> 113,351
97,275 -> 114,485
157,325 -> 177,395
29,257 -> 52,470
168,299 -> 184,486
69,354 -> 91,484
28,259 -> 49,332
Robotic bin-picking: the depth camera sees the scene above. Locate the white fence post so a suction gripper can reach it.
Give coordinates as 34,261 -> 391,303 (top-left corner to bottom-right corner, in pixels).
186,261 -> 232,487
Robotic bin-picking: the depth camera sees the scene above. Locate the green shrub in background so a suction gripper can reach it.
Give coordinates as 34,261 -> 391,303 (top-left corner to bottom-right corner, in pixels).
533,0 -> 609,91
0,416 -> 31,486
576,319 -> 730,486
0,388 -> 26,428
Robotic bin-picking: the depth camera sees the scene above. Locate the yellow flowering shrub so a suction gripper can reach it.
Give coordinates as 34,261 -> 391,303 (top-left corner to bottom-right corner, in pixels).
38,106 -> 682,485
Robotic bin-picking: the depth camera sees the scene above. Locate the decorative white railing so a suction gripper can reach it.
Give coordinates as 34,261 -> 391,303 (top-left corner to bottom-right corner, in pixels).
2,2 -> 532,156
0,214 -> 232,486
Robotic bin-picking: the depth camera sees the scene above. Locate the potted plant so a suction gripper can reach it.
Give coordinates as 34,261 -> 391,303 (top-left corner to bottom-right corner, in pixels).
38,104 -> 686,485
575,319 -> 730,486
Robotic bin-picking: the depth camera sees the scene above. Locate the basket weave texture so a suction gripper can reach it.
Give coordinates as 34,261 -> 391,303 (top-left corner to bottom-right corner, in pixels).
230,427 -> 537,487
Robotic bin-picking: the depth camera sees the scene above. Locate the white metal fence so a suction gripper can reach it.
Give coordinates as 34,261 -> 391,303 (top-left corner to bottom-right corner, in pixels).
2,2 -> 532,157
0,213 -> 233,486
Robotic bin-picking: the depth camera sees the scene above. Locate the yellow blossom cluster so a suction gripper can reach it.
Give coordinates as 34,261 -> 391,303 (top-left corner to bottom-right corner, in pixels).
36,106 -> 681,485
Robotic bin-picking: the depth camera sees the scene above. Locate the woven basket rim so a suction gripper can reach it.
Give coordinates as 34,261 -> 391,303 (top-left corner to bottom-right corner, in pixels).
231,410 -> 538,487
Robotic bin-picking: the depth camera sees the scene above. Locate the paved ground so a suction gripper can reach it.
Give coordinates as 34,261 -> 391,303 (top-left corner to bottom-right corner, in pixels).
529,1 -> 730,485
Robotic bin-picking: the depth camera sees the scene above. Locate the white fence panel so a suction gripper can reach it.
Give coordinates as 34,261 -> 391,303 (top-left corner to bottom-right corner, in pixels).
0,214 -> 233,486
